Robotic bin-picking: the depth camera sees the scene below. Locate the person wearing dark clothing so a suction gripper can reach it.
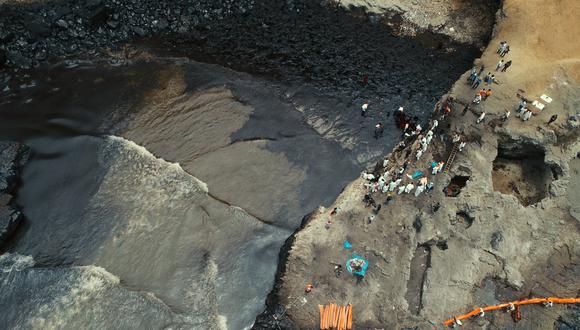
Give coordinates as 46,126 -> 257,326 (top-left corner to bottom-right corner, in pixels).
500,45 -> 510,57
374,122 -> 384,139
384,193 -> 393,205
373,204 -> 382,215
501,60 -> 512,72
471,76 -> 482,89
478,65 -> 485,75
361,74 -> 369,86
462,104 -> 470,116
432,202 -> 441,213
547,114 -> 558,125
363,194 -> 371,204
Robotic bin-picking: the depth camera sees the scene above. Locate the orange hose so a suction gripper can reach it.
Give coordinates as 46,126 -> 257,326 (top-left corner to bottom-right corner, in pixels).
322,305 -> 329,330
443,297 -> 580,327
340,306 -> 347,330
332,305 -> 340,329
319,305 -> 324,330
347,304 -> 353,330
338,306 -> 346,330
329,304 -> 335,329
326,304 -> 332,330
337,306 -> 343,330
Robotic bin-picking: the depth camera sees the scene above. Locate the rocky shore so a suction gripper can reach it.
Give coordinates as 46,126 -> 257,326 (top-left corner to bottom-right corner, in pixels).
338,0 -> 500,46
0,142 -> 27,249
271,0 -> 580,328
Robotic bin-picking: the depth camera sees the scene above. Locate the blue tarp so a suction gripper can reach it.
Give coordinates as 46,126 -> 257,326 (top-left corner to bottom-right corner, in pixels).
343,240 -> 352,250
346,254 -> 369,276
411,170 -> 423,179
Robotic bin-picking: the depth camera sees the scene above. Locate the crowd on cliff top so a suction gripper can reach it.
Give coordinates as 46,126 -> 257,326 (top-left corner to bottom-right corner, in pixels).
322,40 -> 526,283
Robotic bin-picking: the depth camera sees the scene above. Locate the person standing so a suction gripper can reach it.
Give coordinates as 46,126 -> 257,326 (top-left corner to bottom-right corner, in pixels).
462,104 -> 470,116
361,102 -> 369,116
385,192 -> 393,205
522,109 -> 532,121
500,45 -> 510,57
485,89 -> 493,100
476,111 -> 486,124
501,60 -> 512,72
479,88 -> 487,99
497,41 -> 507,54
374,122 -> 384,139
502,109 -> 511,121
496,59 -> 504,71
484,72 -> 492,85
478,64 -> 485,76
547,114 -> 558,125
414,184 -> 425,197
468,67 -> 478,82
518,99 -> 527,112
471,76 -> 481,89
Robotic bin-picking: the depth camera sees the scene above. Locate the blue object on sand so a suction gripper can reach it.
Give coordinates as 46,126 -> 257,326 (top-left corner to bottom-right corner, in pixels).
343,240 -> 352,250
346,254 -> 369,276
411,170 -> 423,179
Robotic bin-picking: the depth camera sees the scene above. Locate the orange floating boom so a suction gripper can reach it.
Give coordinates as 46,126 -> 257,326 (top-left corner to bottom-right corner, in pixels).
347,304 -> 353,330
333,304 -> 340,329
443,297 -> 580,327
322,305 -> 329,330
319,305 -> 324,330
342,306 -> 348,330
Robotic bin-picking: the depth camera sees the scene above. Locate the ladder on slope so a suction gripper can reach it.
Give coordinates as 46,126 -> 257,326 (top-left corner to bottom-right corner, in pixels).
443,143 -> 459,173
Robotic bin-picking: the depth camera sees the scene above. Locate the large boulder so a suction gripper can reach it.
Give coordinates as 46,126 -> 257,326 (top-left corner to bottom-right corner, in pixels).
0,203 -> 21,246
0,141 -> 23,192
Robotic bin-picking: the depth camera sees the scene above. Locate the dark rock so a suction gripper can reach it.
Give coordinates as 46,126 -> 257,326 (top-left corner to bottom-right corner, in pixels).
34,50 -> 47,61
555,305 -> 580,330
0,49 -> 6,67
132,26 -> 147,37
490,231 -> 503,250
56,19 -> 69,29
0,204 -> 21,246
0,142 -> 27,192
156,18 -> 169,30
25,19 -> 52,37
0,30 -> 15,43
86,0 -> 103,8
88,5 -> 110,27
107,20 -> 119,29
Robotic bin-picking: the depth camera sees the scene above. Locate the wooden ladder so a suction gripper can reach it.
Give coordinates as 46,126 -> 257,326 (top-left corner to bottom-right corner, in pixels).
443,143 -> 459,173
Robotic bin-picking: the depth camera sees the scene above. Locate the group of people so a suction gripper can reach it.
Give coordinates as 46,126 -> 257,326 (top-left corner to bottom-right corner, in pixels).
514,97 -> 558,125
473,87 -> 493,104
471,41 -> 514,124
359,108 -> 451,214
515,98 -> 533,121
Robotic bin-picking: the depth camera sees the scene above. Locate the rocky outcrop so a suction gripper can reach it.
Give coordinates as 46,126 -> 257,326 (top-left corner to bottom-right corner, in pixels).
0,0 -> 255,68
0,141 -> 28,248
337,0 -> 501,46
